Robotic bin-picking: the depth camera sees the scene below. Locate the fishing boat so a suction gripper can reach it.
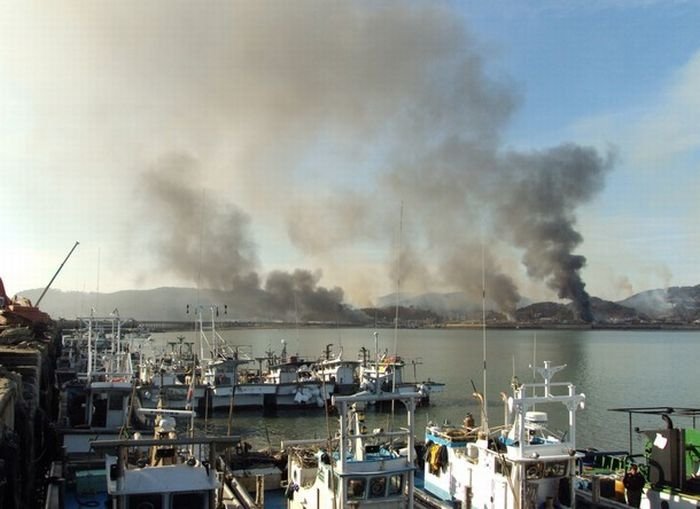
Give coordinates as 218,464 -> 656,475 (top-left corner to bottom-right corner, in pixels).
282,390 -> 421,508
187,308 -> 333,413
137,335 -> 209,412
313,343 -> 361,395
54,314 -> 152,456
357,333 -> 445,406
261,340 -> 333,407
56,314 -> 137,384
45,405 -> 254,509
575,407 -> 700,509
50,310 -> 262,509
415,361 -> 586,509
197,339 -> 333,414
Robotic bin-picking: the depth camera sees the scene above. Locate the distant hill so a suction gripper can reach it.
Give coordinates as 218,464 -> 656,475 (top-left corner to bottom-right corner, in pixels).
590,297 -> 647,323
618,285 -> 700,322
16,283 -> 700,325
377,292 -> 477,318
18,287 -> 208,322
515,302 -> 574,323
377,291 -> 532,319
17,286 -> 369,323
379,285 -> 700,325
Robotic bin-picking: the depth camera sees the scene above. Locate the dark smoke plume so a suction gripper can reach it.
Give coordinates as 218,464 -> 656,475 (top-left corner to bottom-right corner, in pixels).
140,153 -> 259,290
138,154 -> 359,322
495,144 -> 614,321
102,1 -> 614,318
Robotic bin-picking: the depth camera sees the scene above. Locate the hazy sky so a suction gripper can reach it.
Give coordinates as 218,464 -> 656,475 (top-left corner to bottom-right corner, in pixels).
2,0 -> 699,311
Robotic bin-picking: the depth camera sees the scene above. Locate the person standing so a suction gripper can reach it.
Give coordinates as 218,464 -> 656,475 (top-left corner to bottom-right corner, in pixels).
623,463 -> 645,508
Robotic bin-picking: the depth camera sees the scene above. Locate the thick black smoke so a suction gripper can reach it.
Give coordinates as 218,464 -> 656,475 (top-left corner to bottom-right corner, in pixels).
495,145 -> 614,321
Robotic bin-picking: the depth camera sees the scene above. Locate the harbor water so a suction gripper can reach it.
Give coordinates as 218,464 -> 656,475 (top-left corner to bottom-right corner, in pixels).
148,327 -> 700,454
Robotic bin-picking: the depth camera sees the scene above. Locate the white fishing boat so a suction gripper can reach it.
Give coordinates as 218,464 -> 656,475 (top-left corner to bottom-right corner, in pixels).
190,309 -> 333,413
416,361 -> 586,509
198,342 -> 333,413
137,335 -> 209,412
261,341 -> 333,408
56,314 -> 147,455
313,343 -> 361,395
357,333 -> 445,406
45,405 -> 255,509
282,390 -> 421,508
56,315 -> 135,385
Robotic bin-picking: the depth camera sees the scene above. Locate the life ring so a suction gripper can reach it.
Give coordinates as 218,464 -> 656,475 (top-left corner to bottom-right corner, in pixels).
445,428 -> 468,440
526,464 -> 541,479
370,478 -> 385,496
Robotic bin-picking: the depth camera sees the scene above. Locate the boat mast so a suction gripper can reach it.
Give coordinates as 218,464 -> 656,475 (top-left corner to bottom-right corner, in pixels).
96,247 -> 101,314
391,201 -> 403,399
481,242 -> 489,432
211,306 -> 216,358
87,310 -> 93,382
373,331 -> 379,395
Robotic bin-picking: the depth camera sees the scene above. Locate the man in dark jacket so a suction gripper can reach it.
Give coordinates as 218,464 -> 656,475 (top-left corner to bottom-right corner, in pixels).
623,464 -> 645,508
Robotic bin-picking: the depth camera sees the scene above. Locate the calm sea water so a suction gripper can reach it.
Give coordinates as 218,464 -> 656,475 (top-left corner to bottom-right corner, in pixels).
148,327 -> 700,454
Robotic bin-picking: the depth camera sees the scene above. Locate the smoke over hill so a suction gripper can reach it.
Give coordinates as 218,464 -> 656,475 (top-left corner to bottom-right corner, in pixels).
113,1 -> 615,319
21,285 -> 700,325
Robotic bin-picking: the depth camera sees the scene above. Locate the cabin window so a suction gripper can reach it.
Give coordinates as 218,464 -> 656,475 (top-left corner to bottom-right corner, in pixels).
369,477 -> 386,498
109,393 -> 124,411
92,395 -> 108,427
172,492 -> 207,509
127,492 -> 162,509
544,462 -> 567,477
347,478 -> 366,499
495,458 -> 512,476
388,474 -> 403,496
67,392 -> 87,426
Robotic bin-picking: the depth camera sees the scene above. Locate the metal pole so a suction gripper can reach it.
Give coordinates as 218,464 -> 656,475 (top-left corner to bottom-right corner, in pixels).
629,412 -> 633,456
36,241 -> 80,306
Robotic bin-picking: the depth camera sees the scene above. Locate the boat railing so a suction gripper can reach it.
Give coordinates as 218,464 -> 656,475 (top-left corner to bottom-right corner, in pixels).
506,441 -> 578,462
282,437 -> 336,448
333,390 -> 421,405
347,429 -> 410,440
90,435 -> 242,450
577,450 -> 634,474
91,435 -> 243,471
518,381 -> 580,399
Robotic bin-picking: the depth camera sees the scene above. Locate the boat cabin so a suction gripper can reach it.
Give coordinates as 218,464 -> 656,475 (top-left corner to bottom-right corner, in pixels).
421,362 -> 585,509
283,390 -> 420,508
